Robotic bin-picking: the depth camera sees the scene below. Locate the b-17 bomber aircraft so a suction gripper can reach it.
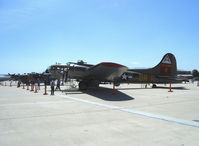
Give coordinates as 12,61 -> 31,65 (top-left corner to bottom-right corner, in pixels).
48,53 -> 182,90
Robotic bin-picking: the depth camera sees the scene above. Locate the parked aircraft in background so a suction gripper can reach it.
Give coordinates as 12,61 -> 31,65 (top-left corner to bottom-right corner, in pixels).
2,73 -> 53,85
0,75 -> 11,82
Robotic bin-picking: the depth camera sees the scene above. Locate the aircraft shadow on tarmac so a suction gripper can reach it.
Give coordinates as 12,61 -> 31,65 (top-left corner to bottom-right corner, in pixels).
63,87 -> 134,101
117,86 -> 189,90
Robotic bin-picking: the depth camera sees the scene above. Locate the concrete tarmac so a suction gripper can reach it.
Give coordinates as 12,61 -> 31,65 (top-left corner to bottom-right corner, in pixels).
0,82 -> 199,146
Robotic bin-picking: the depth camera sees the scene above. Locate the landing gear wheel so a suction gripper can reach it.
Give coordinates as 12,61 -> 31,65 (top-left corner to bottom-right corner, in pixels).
152,84 -> 157,88
79,81 -> 88,91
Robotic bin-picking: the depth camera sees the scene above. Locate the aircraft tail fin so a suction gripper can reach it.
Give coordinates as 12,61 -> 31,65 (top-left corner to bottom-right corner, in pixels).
152,53 -> 177,77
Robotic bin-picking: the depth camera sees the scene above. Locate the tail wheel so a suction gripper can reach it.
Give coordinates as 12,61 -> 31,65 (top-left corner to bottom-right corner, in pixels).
152,84 -> 157,88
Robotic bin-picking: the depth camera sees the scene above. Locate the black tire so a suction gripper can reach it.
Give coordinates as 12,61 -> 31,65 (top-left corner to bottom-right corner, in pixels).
88,80 -> 99,88
152,84 -> 157,88
79,81 -> 88,90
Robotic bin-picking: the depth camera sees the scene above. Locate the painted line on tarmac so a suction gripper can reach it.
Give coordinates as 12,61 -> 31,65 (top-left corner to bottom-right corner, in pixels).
0,100 -> 73,107
57,95 -> 199,128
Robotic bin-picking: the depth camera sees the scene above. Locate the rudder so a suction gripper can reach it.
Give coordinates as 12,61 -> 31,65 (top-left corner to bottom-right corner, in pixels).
153,53 -> 177,77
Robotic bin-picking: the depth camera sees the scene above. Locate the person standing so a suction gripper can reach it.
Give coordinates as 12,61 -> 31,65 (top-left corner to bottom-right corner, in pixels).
17,80 -> 21,88
55,79 -> 61,91
50,80 -> 55,95
36,78 -> 40,90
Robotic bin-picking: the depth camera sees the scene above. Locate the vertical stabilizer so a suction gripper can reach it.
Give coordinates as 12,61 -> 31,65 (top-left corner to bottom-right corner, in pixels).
153,53 -> 177,77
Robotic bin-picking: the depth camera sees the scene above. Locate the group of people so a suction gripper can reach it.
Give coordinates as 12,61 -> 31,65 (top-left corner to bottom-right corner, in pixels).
4,78 -> 62,96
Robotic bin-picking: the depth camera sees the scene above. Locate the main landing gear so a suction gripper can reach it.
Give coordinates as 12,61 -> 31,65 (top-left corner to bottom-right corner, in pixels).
79,81 -> 88,91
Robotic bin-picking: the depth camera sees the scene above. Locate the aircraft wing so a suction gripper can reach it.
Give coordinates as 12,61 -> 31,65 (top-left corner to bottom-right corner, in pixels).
68,62 -> 128,82
86,62 -> 128,82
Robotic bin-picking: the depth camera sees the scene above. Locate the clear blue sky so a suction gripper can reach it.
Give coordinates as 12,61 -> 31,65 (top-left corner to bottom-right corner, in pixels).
0,0 -> 199,74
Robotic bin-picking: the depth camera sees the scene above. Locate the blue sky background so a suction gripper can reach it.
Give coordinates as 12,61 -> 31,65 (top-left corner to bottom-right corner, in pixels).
0,0 -> 199,74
